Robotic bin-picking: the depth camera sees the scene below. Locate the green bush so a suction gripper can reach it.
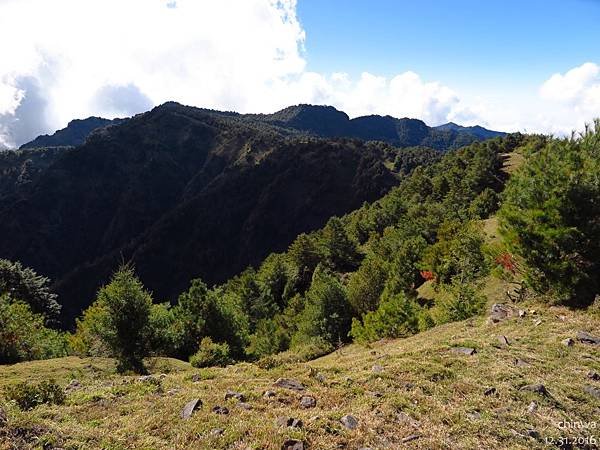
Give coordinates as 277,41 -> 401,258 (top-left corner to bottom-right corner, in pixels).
430,282 -> 486,325
7,380 -> 65,410
189,337 -> 231,368
349,293 -> 420,343
0,294 -> 68,364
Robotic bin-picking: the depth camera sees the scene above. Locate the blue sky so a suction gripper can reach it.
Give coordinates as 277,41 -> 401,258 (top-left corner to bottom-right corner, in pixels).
298,0 -> 600,86
1,0 -> 599,147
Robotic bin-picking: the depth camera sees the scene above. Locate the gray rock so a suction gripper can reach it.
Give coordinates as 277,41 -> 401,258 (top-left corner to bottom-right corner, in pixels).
498,335 -> 510,346
534,319 -> 542,326
315,372 -> 326,383
527,401 -> 538,413
562,338 -> 574,347
225,390 -> 246,402
490,303 -> 514,322
299,395 -> 317,409
138,375 -> 154,382
65,379 -> 81,391
396,411 -> 421,428
276,416 -> 303,428
282,439 -> 305,450
402,434 -> 421,443
210,428 -> 224,437
0,407 -> 6,426
526,429 -> 540,439
584,385 -> 600,399
181,398 -> 202,419
467,411 -> 481,421
238,402 -> 252,410
263,390 -> 277,399
191,374 -> 202,382
451,347 -> 477,356
518,309 -> 526,318
520,384 -> 548,396
212,405 -> 229,415
340,414 -> 358,430
577,331 -> 600,345
514,358 -> 531,367
274,378 -> 305,391
587,371 -> 600,381
372,364 -> 384,373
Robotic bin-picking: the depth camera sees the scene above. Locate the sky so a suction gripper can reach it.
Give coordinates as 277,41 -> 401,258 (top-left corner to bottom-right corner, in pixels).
0,0 -> 599,148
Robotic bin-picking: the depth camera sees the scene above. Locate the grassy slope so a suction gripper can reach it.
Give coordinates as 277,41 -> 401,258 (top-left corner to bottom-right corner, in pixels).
1,294 -> 599,449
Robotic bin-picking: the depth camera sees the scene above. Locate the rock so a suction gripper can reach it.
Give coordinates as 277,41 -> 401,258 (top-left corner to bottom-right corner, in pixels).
276,417 -> 303,428
282,439 -> 305,450
138,375 -> 155,382
490,303 -> 514,322
181,398 -> 202,419
263,390 -> 277,399
526,429 -> 540,439
340,414 -> 358,430
583,385 -> 600,399
191,374 -> 202,382
212,406 -> 229,415
518,309 -> 526,318
587,371 -> 600,381
576,331 -> 600,345
166,389 -> 179,396
210,428 -> 224,437
527,401 -> 538,413
514,358 -> 531,367
158,373 -> 167,379
534,319 -> 542,326
225,390 -> 246,402
561,338 -> 574,347
372,364 -> 384,374
451,347 -> 476,356
520,384 -> 548,396
402,434 -> 421,443
396,411 -> 421,428
497,335 -> 510,346
467,411 -> 481,421
484,387 -> 496,396
237,402 -> 252,410
65,379 -> 81,391
299,395 -> 317,409
315,372 -> 326,383
274,378 -> 305,391
0,407 -> 6,426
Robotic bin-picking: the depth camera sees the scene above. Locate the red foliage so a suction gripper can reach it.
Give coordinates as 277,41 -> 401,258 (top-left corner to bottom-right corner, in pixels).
496,252 -> 516,274
420,270 -> 436,281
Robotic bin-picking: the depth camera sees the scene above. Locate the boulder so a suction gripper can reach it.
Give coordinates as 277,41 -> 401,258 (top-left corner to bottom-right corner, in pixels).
282,439 -> 305,450
263,390 -> 277,399
584,385 -> 600,399
340,414 -> 358,430
587,371 -> 600,381
527,401 -> 538,413
520,384 -> 548,396
514,358 -> 531,367
490,304 -> 514,322
225,390 -> 246,402
210,428 -> 224,437
212,406 -> 229,415
561,338 -> 574,347
497,335 -> 510,346
181,398 -> 202,419
237,402 -> 252,410
576,331 -> 600,345
276,417 -> 303,428
451,347 -> 476,356
299,395 -> 317,409
274,378 -> 305,391
484,387 -> 496,396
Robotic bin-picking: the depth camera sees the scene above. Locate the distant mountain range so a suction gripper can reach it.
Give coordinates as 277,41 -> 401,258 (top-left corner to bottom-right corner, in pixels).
2,102 -> 503,325
19,103 -> 504,152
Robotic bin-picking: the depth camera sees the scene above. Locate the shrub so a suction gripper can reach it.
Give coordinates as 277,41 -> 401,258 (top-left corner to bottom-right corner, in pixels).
0,294 -> 68,364
189,337 -> 231,368
430,282 -> 486,325
350,293 -> 420,343
7,380 -> 65,410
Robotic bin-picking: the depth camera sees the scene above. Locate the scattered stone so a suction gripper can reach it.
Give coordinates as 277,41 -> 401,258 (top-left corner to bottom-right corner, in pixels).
274,378 -> 305,391
299,395 -> 317,409
0,407 -> 6,426
65,379 -> 81,391
212,406 -> 229,415
237,402 -> 252,410
576,331 -> 600,345
138,375 -> 154,382
534,319 -> 542,327
282,439 -> 305,450
210,428 -> 224,437
583,385 -> 600,399
558,315 -> 567,322
497,335 -> 510,346
587,371 -> 600,381
518,309 -> 526,318
225,390 -> 246,402
451,347 -> 477,356
340,414 -> 358,430
467,411 -> 481,421
562,338 -> 574,347
372,364 -> 384,374
276,417 -> 303,428
490,303 -> 514,322
263,390 -> 277,399
181,398 -> 202,419
484,387 -> 497,396
402,434 -> 421,443
527,401 -> 538,413
514,358 -> 531,367
396,412 -> 421,428
344,376 -> 353,384
315,372 -> 326,383
191,374 -> 202,383
520,384 -> 548,396
526,429 -> 540,439
166,389 -> 179,396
